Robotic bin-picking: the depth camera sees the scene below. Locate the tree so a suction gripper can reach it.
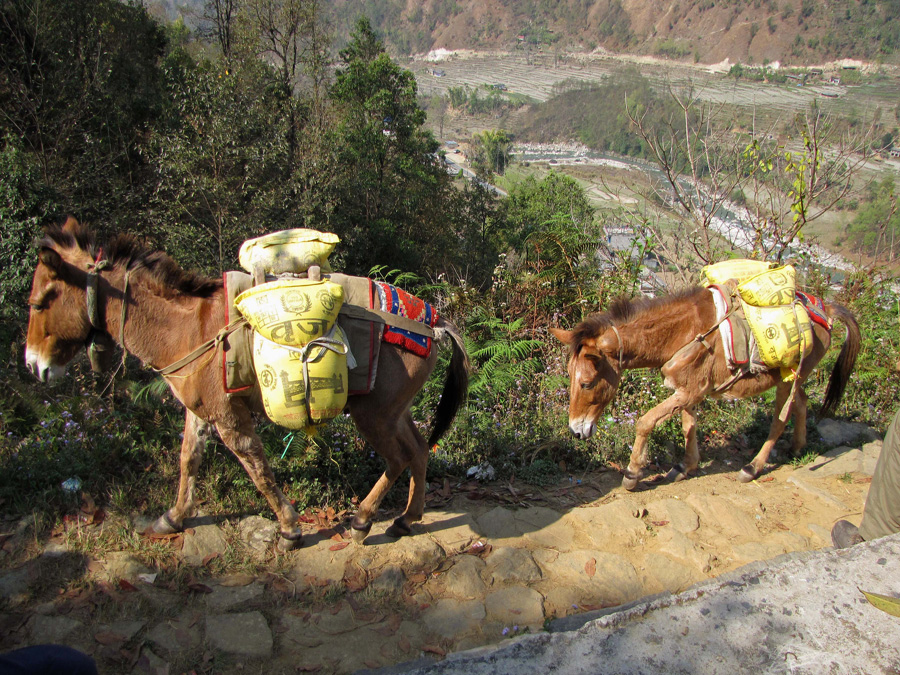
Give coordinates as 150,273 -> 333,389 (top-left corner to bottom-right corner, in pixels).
470,129 -> 513,178
148,53 -> 294,273
323,17 -> 455,275
846,178 -> 899,262
0,0 -> 166,227
627,90 -> 872,284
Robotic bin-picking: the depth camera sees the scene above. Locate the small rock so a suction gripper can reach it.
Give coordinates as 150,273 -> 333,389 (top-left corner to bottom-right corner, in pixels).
102,552 -> 152,582
483,547 -> 542,586
206,581 -> 265,612
421,598 -> 486,639
28,615 -> 82,643
370,565 -> 406,596
205,611 -> 273,657
180,524 -> 229,566
238,516 -> 278,556
484,586 -> 545,627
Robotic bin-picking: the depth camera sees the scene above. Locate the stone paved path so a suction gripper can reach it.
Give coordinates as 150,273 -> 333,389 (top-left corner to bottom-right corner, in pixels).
0,421 -> 882,674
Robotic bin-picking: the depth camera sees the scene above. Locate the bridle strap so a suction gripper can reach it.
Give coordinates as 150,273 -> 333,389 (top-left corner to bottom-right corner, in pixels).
609,324 -> 624,370
85,252 -> 112,373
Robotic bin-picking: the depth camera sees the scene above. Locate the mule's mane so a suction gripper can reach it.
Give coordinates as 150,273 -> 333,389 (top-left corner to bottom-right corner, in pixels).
571,287 -> 707,353
40,221 -> 222,298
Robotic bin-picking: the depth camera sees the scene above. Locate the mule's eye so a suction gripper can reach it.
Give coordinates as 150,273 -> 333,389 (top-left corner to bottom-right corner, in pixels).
580,380 -> 597,390
29,302 -> 44,312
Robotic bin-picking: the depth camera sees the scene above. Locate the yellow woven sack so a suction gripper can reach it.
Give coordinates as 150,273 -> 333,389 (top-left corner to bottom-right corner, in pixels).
701,259 -> 776,286
239,228 -> 340,275
742,302 -> 813,370
737,265 -> 796,307
253,326 -> 349,431
235,279 -> 343,347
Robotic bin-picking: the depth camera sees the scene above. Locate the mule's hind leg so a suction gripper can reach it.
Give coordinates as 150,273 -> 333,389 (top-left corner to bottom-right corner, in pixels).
152,409 -> 209,534
387,415 -> 430,538
346,410 -> 422,542
790,386 -> 808,455
666,405 -> 699,482
624,391 -> 698,490
739,380 -> 795,482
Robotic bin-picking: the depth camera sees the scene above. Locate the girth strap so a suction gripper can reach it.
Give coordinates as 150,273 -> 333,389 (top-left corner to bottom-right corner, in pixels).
338,303 -> 435,339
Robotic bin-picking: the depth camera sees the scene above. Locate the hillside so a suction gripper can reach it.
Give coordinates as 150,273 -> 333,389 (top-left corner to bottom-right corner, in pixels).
328,0 -> 900,66
152,0 -> 899,66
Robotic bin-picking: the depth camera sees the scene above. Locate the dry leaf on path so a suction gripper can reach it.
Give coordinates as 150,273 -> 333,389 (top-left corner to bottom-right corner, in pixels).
585,558 -> 596,578
859,588 -> 900,617
220,573 -> 256,587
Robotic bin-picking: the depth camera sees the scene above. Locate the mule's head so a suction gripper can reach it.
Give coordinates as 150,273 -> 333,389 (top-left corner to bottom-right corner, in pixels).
551,325 -> 622,440
25,218 -> 97,383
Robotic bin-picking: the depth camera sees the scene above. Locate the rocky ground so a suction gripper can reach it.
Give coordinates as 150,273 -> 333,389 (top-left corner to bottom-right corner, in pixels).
0,418 -> 882,674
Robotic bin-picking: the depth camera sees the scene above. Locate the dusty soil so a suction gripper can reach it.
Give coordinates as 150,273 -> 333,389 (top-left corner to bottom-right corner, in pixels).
0,431 -> 880,675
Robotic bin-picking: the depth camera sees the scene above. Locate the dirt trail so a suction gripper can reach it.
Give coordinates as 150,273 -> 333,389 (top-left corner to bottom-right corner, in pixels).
0,429 -> 881,674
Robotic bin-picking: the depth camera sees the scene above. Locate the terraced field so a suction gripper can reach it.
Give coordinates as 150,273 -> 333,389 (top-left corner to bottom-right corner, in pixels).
410,51 -> 900,127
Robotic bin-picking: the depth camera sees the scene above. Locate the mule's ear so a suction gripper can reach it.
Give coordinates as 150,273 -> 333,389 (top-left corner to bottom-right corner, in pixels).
550,328 -> 573,345
61,216 -> 80,233
39,247 -> 62,278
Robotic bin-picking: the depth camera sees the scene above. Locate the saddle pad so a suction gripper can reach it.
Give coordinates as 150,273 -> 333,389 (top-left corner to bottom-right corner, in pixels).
223,271 -> 256,395
709,284 -> 765,374
374,281 -> 437,358
328,273 -> 383,396
796,291 -> 832,330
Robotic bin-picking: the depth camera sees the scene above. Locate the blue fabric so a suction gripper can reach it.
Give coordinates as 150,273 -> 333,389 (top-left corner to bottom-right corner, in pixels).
0,645 -> 98,675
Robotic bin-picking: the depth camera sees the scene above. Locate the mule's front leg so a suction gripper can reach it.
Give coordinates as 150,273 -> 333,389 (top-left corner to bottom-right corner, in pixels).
215,421 -> 303,549
623,392 -> 695,490
152,410 -> 209,534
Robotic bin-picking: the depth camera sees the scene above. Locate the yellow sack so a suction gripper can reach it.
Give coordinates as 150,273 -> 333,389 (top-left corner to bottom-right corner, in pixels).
737,265 -> 796,307
702,259 -> 776,286
742,302 -> 813,370
239,229 -> 340,275
252,326 -> 349,431
235,278 -> 343,347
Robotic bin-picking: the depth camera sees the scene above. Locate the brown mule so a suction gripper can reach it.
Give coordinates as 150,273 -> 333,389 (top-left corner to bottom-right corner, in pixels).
552,287 -> 860,489
25,218 -> 470,547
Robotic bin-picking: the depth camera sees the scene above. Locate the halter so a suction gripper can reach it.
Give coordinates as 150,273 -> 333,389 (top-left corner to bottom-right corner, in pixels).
85,250 -> 113,373
608,324 -> 624,370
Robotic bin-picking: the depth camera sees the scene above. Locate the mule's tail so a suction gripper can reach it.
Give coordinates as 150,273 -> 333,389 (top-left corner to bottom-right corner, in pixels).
429,319 -> 471,446
821,301 -> 861,417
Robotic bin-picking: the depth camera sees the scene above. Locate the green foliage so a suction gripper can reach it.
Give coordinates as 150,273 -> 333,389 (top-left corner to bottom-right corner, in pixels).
517,68 -> 681,160
845,177 -> 899,259
0,135 -> 58,353
325,17 -> 459,276
470,129 -> 514,177
0,0 -> 166,227
149,56 -> 292,273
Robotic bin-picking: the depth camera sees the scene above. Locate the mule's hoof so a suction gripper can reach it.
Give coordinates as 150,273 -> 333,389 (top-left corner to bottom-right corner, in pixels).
385,517 -> 412,538
738,465 -> 758,483
665,463 -> 689,482
621,472 -> 641,491
151,511 -> 182,535
350,518 -> 372,544
277,529 -> 303,551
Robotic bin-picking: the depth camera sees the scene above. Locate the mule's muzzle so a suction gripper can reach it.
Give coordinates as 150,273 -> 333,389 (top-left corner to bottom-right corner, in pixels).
25,349 -> 66,383
568,418 -> 596,440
